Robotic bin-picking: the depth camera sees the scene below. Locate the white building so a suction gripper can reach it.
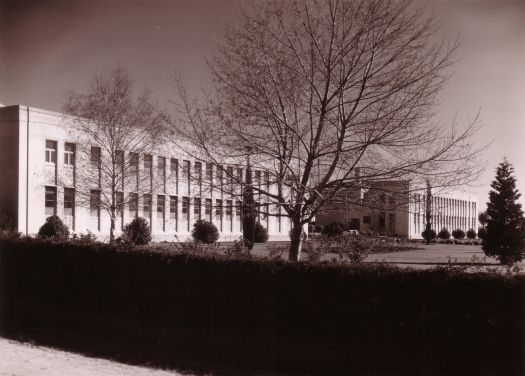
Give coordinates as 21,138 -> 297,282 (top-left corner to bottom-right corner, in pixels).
0,104 -> 291,241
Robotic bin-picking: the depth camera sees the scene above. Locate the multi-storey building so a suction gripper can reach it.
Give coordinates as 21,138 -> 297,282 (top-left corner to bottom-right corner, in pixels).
0,104 -> 291,241
316,179 -> 479,239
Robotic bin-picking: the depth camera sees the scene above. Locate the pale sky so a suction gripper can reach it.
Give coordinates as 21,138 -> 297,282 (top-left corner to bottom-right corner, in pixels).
1,0 -> 524,211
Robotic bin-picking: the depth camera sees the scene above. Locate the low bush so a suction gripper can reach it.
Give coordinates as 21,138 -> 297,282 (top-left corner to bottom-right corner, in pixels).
452,229 -> 465,240
123,217 -> 151,245
37,215 -> 69,240
322,222 -> 345,237
191,219 -> 219,244
438,228 -> 451,240
421,228 -> 436,243
253,222 -> 269,243
466,228 -> 477,239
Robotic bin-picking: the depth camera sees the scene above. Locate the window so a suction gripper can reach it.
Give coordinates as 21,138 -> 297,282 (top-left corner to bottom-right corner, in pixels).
115,150 -> 124,169
226,166 -> 234,188
90,146 -> 101,167
264,171 -> 270,188
116,191 -> 124,217
216,165 -> 223,185
194,197 -> 201,219
143,194 -> 152,218
363,216 -> 371,224
236,168 -> 243,184
64,143 -> 75,166
157,195 -> 165,220
206,163 -> 213,181
64,188 -> 74,217
170,158 -> 179,178
158,156 -> 166,179
45,140 -> 57,164
235,200 -> 242,217
45,186 -> 57,215
90,190 -> 100,217
226,199 -> 233,221
205,198 -> 212,220
194,161 -> 202,179
144,154 -> 152,172
216,199 -> 223,216
169,196 -> 178,221
183,160 -> 190,181
130,152 -> 139,174
182,197 -> 190,223
129,193 -> 138,219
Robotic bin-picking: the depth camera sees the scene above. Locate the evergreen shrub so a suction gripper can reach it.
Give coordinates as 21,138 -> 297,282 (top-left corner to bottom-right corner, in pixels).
38,215 -> 70,240
123,217 -> 152,245
192,219 -> 219,244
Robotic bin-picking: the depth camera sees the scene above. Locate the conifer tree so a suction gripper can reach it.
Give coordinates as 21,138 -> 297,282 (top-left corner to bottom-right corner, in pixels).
482,159 -> 525,265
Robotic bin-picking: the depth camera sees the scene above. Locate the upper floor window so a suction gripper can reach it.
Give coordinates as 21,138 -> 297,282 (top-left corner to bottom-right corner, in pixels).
216,165 -> 223,185
64,143 -> 75,166
183,160 -> 190,181
170,158 -> 179,178
194,162 -> 202,181
45,186 -> 57,216
90,146 -> 101,168
206,163 -> 213,181
115,150 -> 124,170
158,157 -> 166,178
45,140 -> 57,164
129,152 -> 139,174
144,154 -> 152,172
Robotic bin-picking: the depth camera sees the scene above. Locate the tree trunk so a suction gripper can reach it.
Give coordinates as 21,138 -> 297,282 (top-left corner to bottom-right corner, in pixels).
289,221 -> 304,261
110,215 -> 115,244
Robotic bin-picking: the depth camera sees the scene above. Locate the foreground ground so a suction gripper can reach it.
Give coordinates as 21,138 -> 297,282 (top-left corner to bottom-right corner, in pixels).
0,338 -> 181,376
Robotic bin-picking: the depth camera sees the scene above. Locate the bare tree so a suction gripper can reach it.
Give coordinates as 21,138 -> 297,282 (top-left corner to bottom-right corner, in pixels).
171,0 -> 485,261
64,66 -> 167,243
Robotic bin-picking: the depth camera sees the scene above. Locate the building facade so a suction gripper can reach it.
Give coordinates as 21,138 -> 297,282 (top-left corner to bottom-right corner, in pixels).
0,105 -> 291,241
316,180 -> 478,239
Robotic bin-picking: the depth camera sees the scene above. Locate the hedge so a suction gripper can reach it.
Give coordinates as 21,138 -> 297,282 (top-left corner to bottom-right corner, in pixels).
0,237 -> 524,375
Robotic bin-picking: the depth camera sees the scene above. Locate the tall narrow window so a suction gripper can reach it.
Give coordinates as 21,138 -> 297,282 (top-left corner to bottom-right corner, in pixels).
143,194 -> 152,219
183,160 -> 190,180
235,200 -> 242,217
226,166 -> 234,190
144,154 -> 152,172
205,198 -> 212,221
90,146 -> 101,168
45,140 -> 57,164
171,158 -> 179,193
158,157 -> 166,187
236,168 -> 243,189
64,143 -> 75,166
45,186 -> 57,216
90,190 -> 100,217
116,191 -> 124,217
170,196 -> 178,220
216,165 -> 223,187
157,195 -> 165,222
182,196 -> 190,226
194,197 -> 201,219
226,199 -> 233,231
129,193 -> 138,219
115,150 -> 124,170
216,199 -> 223,231
129,152 -> 139,174
64,188 -> 75,217
206,163 -> 213,182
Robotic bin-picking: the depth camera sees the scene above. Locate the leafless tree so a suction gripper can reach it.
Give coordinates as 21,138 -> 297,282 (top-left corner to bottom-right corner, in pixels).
64,66 -> 167,243
171,0 -> 485,261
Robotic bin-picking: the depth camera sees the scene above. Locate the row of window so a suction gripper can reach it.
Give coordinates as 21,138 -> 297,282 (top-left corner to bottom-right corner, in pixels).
45,186 -> 273,230
46,140 -> 271,186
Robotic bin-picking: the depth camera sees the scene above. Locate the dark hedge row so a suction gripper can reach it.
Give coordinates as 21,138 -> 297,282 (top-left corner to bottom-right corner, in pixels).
0,238 -> 524,375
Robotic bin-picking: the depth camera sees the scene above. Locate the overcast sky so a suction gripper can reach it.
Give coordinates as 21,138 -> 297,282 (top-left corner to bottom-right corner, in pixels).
1,0 -> 524,210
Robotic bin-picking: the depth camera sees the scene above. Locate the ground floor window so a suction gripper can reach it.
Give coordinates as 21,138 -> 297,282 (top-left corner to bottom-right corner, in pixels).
63,188 -> 74,217
45,186 -> 57,216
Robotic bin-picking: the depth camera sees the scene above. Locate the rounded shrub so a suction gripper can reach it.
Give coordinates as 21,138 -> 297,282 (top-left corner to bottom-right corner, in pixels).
421,228 -> 436,243
438,228 -> 451,240
254,222 -> 269,243
477,227 -> 487,239
452,228 -> 465,240
322,222 -> 345,238
466,228 -> 477,239
38,215 -> 69,240
123,217 -> 152,245
192,219 -> 219,244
